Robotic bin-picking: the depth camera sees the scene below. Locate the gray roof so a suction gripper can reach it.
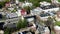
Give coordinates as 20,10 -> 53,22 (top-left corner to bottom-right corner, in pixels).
3,23 -> 16,28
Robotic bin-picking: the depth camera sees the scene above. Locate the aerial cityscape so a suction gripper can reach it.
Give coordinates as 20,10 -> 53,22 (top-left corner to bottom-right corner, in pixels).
0,0 -> 60,34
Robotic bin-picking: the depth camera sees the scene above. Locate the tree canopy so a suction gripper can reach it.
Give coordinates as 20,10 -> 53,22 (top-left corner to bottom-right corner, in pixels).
17,18 -> 27,29
58,0 -> 60,2
19,0 -> 25,2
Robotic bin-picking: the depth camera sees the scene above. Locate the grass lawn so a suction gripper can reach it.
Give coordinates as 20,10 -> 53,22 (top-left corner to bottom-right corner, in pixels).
55,21 -> 60,26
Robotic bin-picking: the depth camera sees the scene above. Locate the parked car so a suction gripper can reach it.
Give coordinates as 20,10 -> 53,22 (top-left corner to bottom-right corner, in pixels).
18,31 -> 32,34
0,5 -> 2,9
0,14 -> 3,19
18,31 -> 28,34
0,22 -> 5,30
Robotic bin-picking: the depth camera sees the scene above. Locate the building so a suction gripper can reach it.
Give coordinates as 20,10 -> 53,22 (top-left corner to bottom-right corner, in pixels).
0,14 -> 3,19
0,21 -> 5,30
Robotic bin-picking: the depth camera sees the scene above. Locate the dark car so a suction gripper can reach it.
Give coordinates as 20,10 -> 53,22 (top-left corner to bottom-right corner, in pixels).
0,5 -> 2,9
18,31 -> 29,34
18,31 -> 33,34
0,14 -> 3,19
0,22 -> 4,30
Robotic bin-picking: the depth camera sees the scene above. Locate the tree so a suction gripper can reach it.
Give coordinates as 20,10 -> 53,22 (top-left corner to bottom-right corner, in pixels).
58,0 -> 60,2
29,0 -> 40,7
4,28 -> 15,34
0,0 -> 10,8
23,6 -> 32,14
0,2 -> 5,8
19,0 -> 25,2
45,17 -> 55,34
4,28 -> 11,34
4,0 -> 10,2
16,18 -> 27,29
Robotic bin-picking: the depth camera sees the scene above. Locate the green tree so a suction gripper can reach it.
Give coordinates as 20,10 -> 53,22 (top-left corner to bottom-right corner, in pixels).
19,0 -> 25,2
17,18 -> 27,29
4,28 -> 11,34
4,0 -> 10,2
23,6 -> 32,14
58,0 -> 60,2
0,2 -> 5,8
29,0 -> 40,7
0,0 -> 10,8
